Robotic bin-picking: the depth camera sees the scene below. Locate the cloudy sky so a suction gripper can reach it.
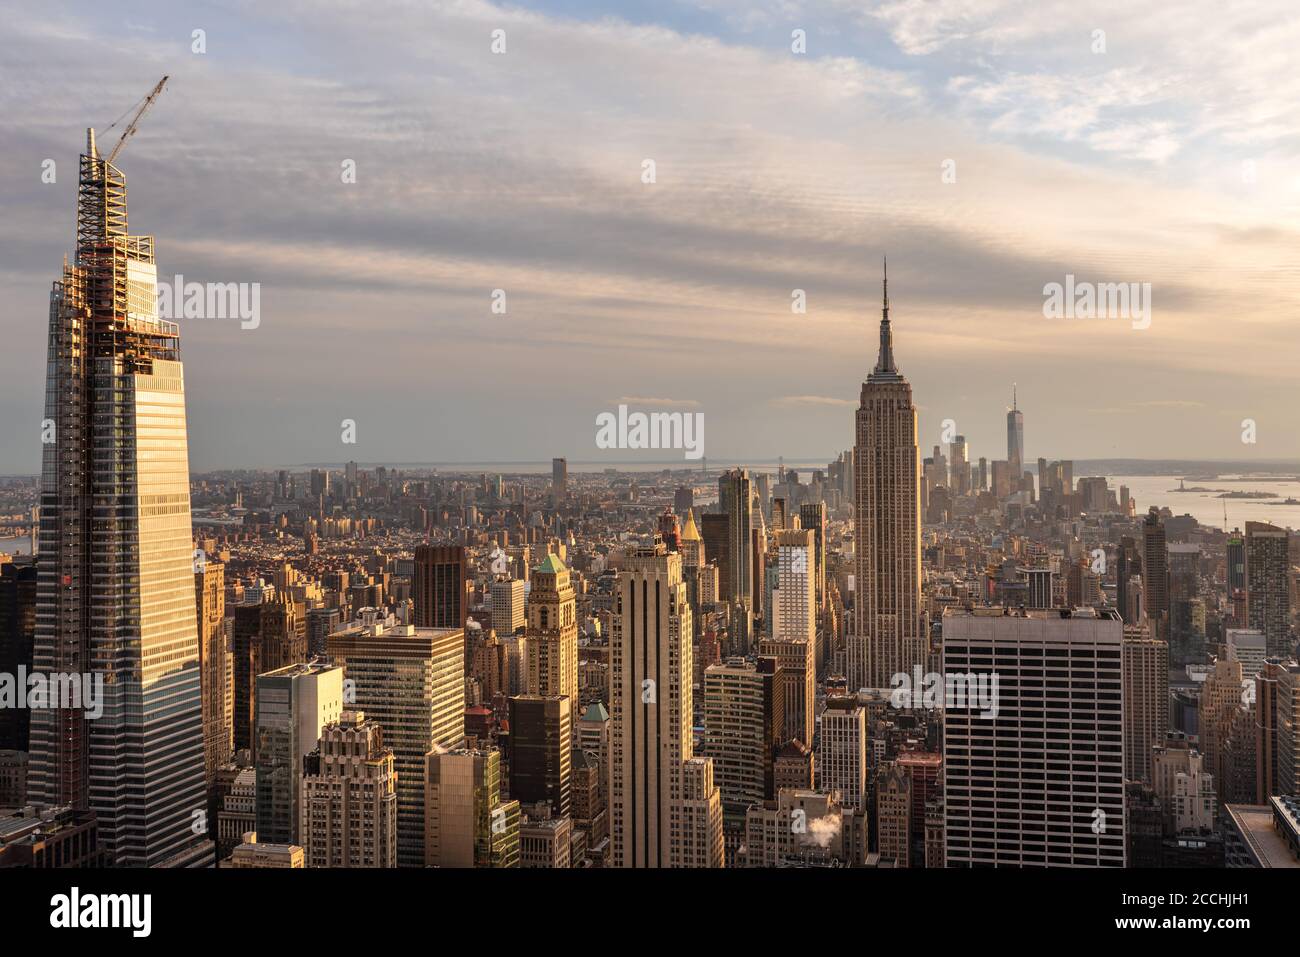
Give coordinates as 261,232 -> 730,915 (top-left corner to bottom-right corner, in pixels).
2,0 -> 1298,472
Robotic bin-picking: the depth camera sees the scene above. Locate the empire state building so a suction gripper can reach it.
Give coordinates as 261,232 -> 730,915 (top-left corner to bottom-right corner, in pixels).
849,264 -> 924,690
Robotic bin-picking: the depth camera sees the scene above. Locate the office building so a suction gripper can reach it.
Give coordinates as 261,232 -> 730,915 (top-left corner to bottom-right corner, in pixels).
942,607 -> 1125,867
1122,625 -> 1169,784
490,578 -> 526,636
508,694 -> 572,818
719,469 -> 753,609
702,657 -> 783,820
253,661 -> 343,846
329,612 -> 464,866
413,545 -> 468,631
300,711 -> 398,868
1246,522 -> 1292,658
609,543 -> 722,867
818,697 -> 868,811
425,748 -> 519,868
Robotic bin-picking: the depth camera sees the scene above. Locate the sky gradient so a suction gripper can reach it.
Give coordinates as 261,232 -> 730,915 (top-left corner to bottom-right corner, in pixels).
2,0 -> 1298,472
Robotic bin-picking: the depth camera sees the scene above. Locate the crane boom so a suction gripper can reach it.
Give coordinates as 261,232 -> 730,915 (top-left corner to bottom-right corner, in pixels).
105,75 -> 169,165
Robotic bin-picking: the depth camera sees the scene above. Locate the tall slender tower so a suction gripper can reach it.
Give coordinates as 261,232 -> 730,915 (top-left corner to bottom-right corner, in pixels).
850,263 -> 923,690
28,126 -> 211,866
1006,384 -> 1024,478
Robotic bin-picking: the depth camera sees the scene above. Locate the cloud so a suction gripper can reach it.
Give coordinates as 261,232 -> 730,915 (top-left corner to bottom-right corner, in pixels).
0,0 -> 1297,470
615,397 -> 701,408
772,395 -> 856,407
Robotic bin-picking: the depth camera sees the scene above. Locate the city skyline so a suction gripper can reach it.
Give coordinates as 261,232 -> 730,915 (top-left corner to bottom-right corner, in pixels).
2,0 -> 1299,916
3,2 -> 1300,473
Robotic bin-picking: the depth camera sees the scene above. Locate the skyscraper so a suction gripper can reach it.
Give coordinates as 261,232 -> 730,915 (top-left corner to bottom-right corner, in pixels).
525,553 -> 578,704
552,457 -> 568,503
195,558 -> 231,783
942,607 -> 1125,867
425,748 -> 520,868
328,613 -> 465,866
1006,386 -> 1024,478
1122,625 -> 1169,785
253,661 -> 344,846
719,469 -> 753,611
850,264 -> 923,690
702,656 -> 783,822
0,561 -> 37,753
818,696 -> 868,811
300,711 -> 399,868
413,544 -> 467,631
1142,508 -> 1170,641
1245,522 -> 1291,658
609,543 -> 723,867
508,694 -> 572,818
28,126 -> 211,867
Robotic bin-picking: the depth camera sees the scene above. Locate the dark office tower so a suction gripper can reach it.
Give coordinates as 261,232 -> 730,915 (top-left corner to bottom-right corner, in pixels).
1226,531 -> 1246,594
719,469 -> 753,609
800,502 -> 827,614
195,559 -> 231,783
850,263 -> 923,691
0,561 -> 37,751
232,595 -> 308,754
508,694 -> 572,818
702,656 -> 784,827
701,513 -> 731,601
977,457 -> 988,492
658,508 -> 681,552
1246,522 -> 1292,658
552,457 -> 568,503
1115,537 -> 1137,624
413,545 -> 468,631
28,126 -> 210,867
673,485 -> 694,518
1142,508 -> 1170,641
1006,385 -> 1024,477
772,498 -> 787,532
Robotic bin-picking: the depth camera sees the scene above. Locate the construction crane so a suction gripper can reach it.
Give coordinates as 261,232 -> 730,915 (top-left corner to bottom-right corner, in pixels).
104,75 -> 169,165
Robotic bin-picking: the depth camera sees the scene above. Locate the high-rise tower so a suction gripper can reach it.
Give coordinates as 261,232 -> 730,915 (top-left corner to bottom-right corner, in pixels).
850,263 -> 923,690
28,124 -> 211,866
609,543 -> 723,867
1006,384 -> 1024,478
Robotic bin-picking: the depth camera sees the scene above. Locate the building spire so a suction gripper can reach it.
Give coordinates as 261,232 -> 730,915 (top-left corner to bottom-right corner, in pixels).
1013,382 -> 1017,411
872,256 -> 898,377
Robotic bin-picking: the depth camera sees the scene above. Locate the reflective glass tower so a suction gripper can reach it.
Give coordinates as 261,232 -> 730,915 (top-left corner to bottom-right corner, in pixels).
28,128 -> 211,867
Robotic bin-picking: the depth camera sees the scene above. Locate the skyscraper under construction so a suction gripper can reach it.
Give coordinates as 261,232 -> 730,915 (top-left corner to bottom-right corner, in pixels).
27,116 -> 211,867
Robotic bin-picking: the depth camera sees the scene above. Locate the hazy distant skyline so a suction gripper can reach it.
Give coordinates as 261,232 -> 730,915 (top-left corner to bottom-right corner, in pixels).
3,0 -> 1298,473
